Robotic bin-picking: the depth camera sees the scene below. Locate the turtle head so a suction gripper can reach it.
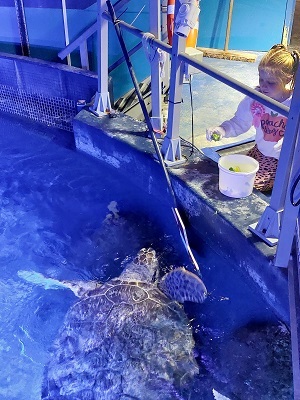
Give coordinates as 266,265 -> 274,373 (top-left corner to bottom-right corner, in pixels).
120,248 -> 159,282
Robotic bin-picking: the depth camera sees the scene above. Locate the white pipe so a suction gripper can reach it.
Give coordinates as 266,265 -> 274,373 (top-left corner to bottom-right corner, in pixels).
61,0 -> 71,66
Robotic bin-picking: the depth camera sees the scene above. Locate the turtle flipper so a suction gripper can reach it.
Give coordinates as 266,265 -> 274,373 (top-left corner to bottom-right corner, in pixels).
18,270 -> 100,297
18,270 -> 69,290
158,268 -> 207,303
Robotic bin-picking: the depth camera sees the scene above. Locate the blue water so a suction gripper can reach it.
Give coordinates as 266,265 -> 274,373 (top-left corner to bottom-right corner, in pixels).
0,113 -> 293,399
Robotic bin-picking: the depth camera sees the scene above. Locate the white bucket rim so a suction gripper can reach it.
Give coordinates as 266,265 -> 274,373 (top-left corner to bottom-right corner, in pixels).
218,154 -> 259,176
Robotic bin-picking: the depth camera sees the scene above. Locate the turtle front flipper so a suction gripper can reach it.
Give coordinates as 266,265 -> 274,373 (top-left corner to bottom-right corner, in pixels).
18,270 -> 100,297
158,268 -> 207,304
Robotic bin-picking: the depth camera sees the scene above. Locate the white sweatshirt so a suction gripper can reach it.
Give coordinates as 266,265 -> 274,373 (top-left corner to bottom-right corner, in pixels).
220,88 -> 291,160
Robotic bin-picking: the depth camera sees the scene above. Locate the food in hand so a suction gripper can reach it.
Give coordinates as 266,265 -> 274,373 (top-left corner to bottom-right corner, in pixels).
211,131 -> 221,141
229,166 -> 241,172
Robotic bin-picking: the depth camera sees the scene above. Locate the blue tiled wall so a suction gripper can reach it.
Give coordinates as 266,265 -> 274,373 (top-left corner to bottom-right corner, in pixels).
0,53 -> 98,131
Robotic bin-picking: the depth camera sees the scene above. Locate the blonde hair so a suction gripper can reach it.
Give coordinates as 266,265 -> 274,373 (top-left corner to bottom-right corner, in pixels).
258,44 -> 300,89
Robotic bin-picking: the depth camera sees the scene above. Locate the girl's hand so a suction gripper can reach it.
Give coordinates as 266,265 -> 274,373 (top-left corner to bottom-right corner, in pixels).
206,126 -> 225,141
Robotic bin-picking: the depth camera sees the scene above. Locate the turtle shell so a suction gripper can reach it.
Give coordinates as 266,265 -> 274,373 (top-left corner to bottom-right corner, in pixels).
42,278 -> 199,400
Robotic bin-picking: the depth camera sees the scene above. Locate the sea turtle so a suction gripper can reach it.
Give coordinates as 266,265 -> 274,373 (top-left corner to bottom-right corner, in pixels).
19,248 -> 207,400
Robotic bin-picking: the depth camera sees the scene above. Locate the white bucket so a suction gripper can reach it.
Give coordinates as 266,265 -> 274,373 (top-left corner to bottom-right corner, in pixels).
218,154 -> 259,198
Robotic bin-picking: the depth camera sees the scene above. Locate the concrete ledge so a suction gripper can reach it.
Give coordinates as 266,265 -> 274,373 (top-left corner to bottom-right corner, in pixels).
73,110 -> 289,323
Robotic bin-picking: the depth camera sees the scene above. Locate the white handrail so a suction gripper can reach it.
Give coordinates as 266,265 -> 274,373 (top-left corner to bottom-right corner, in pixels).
61,0 -> 71,66
104,13 -> 289,117
58,21 -> 97,66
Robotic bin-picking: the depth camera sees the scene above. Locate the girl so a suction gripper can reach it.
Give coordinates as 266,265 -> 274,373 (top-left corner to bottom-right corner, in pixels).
206,44 -> 300,191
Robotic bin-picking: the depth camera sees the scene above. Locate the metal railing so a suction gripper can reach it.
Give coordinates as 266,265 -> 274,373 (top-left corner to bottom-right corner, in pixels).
58,0 -> 143,71
58,21 -> 97,69
289,217 -> 300,399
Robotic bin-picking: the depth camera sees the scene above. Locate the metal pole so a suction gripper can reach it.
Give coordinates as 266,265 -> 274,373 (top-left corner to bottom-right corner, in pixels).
90,0 -> 112,115
249,66 -> 300,247
61,0 -> 71,66
288,225 -> 300,400
14,0 -> 30,57
161,0 -> 186,165
149,0 -> 163,132
224,0 -> 234,52
103,14 -> 289,116
106,0 -> 202,276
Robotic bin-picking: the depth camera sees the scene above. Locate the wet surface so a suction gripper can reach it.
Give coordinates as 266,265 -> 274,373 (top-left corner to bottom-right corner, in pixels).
0,113 -> 294,399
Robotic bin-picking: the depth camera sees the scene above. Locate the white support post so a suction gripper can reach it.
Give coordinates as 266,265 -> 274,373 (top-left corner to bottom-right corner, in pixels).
248,66 -> 300,246
161,28 -> 186,164
274,122 -> 300,267
161,0 -> 185,165
90,0 -> 112,116
61,0 -> 71,66
149,0 -> 163,133
79,40 -> 90,70
161,0 -> 171,85
161,0 -> 200,165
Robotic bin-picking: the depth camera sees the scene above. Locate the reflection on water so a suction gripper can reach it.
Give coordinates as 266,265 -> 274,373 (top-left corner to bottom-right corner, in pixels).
0,114 -> 293,400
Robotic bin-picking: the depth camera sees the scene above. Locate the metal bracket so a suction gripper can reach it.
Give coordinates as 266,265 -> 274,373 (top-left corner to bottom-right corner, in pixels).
89,91 -> 112,116
248,206 -> 283,247
160,137 -> 186,166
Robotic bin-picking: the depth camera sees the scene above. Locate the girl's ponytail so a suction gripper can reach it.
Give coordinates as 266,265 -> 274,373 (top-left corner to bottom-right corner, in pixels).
259,44 -> 300,90
291,50 -> 300,89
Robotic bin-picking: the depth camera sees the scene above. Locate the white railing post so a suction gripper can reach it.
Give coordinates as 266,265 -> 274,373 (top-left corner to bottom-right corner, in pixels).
249,66 -> 300,247
161,20 -> 186,165
58,22 -> 97,68
287,225 -> 300,398
161,0 -> 200,165
61,0 -> 71,66
79,40 -> 90,70
273,74 -> 300,266
90,0 -> 112,116
149,0 -> 163,133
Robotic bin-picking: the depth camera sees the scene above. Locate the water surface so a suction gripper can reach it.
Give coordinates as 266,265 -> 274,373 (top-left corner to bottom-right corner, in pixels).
0,113 -> 293,400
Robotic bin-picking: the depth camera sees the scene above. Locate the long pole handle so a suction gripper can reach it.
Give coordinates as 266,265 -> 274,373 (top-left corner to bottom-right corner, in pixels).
106,0 -> 201,275
224,0 -> 234,51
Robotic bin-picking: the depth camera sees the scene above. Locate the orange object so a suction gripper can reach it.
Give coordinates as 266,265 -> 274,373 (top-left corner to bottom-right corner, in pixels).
167,0 -> 199,48
186,18 -> 199,48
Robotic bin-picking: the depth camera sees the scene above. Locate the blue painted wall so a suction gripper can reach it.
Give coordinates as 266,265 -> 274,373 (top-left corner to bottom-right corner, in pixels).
199,0 -> 289,51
